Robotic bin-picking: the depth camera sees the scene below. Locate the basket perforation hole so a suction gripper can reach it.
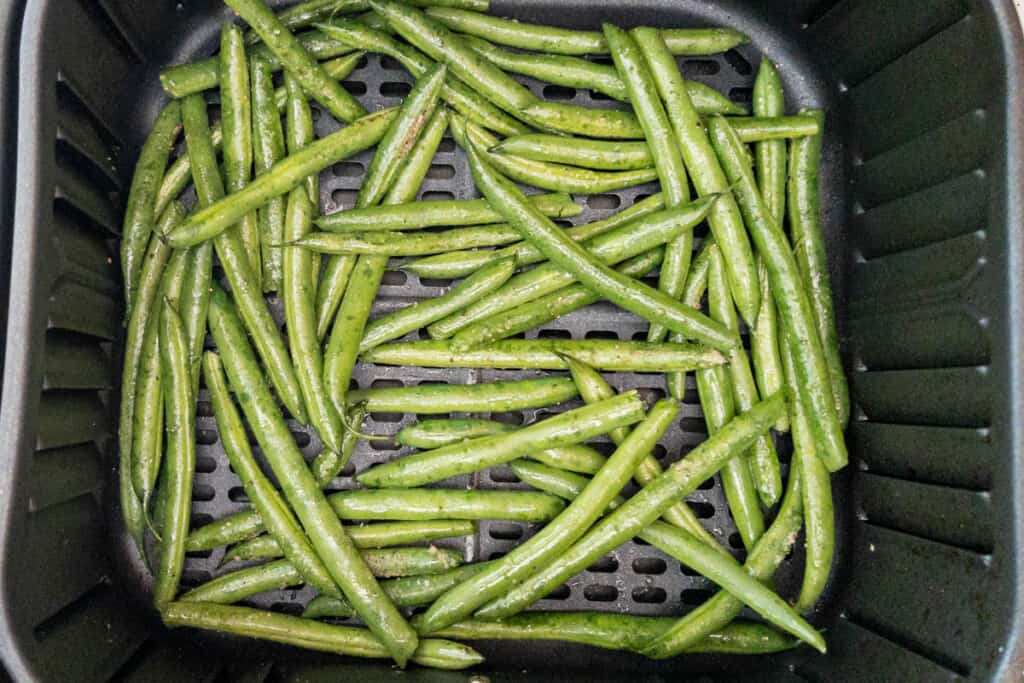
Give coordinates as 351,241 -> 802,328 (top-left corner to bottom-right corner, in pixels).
489,466 -> 520,484
591,442 -> 616,457
689,501 -> 716,519
355,55 -> 369,69
427,164 -> 456,179
342,80 -> 367,96
590,90 -> 614,101
370,412 -> 404,424
729,87 -> 753,104
679,417 -> 708,435
682,588 -> 715,605
438,138 -> 456,153
585,330 -> 619,340
633,536 -> 651,546
227,487 -> 249,503
632,557 -> 667,575
380,55 -> 403,70
489,551 -> 507,560
382,271 -> 408,286
310,106 -> 321,122
415,380 -> 449,387
290,431 -> 311,448
587,194 -> 621,210
583,584 -> 618,602
697,477 -> 715,490
369,438 -> 399,450
545,584 -> 571,600
333,161 -> 364,177
633,193 -> 653,205
192,484 -> 216,502
195,455 -> 218,474
180,570 -> 212,589
651,444 -> 667,461
488,522 -> 524,540
191,513 -> 213,528
380,81 -> 412,97
538,328 -> 572,340
185,548 -> 212,559
542,85 -> 576,100
724,50 -> 753,75
490,411 -> 524,425
681,59 -> 721,77
633,586 -> 667,604
339,462 -> 356,478
587,555 -> 618,573
331,188 -> 358,210
196,401 -> 214,417
418,277 -> 450,288
371,379 -> 403,390
271,602 -> 304,616
421,190 -> 456,201
728,532 -> 744,550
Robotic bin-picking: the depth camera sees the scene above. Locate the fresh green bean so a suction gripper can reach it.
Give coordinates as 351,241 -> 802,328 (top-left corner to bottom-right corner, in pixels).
462,36 -> 742,114
641,458 -> 805,658
397,418 -> 514,449
204,352 -> 342,599
422,614 -> 798,655
562,356 -> 724,551
368,0 -> 537,117
119,203 -> 182,539
360,258 -> 515,351
527,444 -> 608,475
780,334 -> 834,611
251,54 -> 288,290
226,0 -> 366,122
667,239 -> 714,400
405,192 -> 666,279
634,27 -> 761,326
178,240 -> 213,393
429,195 -> 716,341
709,115 -> 848,472
304,562 -> 494,619
729,115 -> 821,141
122,102 -> 180,314
316,19 -> 529,136
473,392 -> 786,621
317,193 -> 580,232
311,405 -> 368,485
789,108 -> 849,429
186,488 -> 566,551
296,225 -> 527,255
346,378 -> 580,418
521,101 -> 645,140
221,23 -> 262,283
152,303 -> 194,607
362,339 -> 725,372
169,107 -> 397,248
357,391 -> 645,488
226,520 -> 476,563
754,61 -> 787,227
451,116 -> 657,193
452,250 -> 663,347
161,603 -> 482,670
463,140 -> 738,351
707,242 -> 778,520
418,400 -> 678,633
606,23 -> 692,348
208,286 -> 418,665
424,8 -> 748,56
751,259 -> 789,432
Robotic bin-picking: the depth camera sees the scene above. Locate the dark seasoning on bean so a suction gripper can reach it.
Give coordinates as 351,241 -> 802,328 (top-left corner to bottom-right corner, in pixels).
118,0 -> 846,670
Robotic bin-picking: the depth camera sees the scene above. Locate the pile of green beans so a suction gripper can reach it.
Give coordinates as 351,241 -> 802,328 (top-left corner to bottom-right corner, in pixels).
121,0 -> 846,670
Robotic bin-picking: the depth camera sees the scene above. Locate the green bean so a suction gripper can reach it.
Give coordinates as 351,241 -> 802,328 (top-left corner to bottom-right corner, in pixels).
789,108 -> 849,429
425,8 -> 748,56
526,444 -> 608,475
368,0 -> 536,118
562,356 -> 724,551
119,203 -> 183,539
226,0 -> 366,123
296,225 -> 527,255
170,108 -> 397,248
187,488 -> 566,551
121,102 -> 180,314
251,55 -> 288,290
473,392 -> 786,621
204,352 -> 342,599
729,114 -> 821,141
634,27 -> 761,327
452,250 -> 664,347
423,614 -> 798,655
220,23 -> 262,283
709,115 -> 848,472
429,195 -> 716,341
667,239 -> 714,400
226,520 -> 476,563
159,30 -> 358,98
641,457 -> 805,658
304,562 -> 494,619
520,101 -> 644,140
418,400 -> 677,633
283,169 -> 345,450
754,61 -> 787,227
161,603 -> 482,670
178,239 -> 213,393
363,339 -> 725,372
464,140 -> 738,351
751,259 -> 789,432
605,23 -> 692,348
360,258 -> 515,351
450,115 -> 657,194
405,192 -> 666,279
131,248 -> 190,513
357,391 -> 645,488
324,74 -> 443,421
317,193 -> 580,232
707,243 -> 778,521
208,286 -> 418,665
311,405 -> 368,485
152,303 -> 194,607
346,376 -> 578,415
316,19 -> 529,136
397,418 -> 514,449
780,334 -> 835,611
462,36 -> 742,115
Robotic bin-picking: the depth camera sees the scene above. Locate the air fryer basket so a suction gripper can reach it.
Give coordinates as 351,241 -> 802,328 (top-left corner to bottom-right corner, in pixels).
1,0 -> 1023,680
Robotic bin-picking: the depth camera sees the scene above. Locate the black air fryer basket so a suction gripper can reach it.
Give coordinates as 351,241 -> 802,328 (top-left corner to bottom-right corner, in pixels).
1,0 -> 1023,680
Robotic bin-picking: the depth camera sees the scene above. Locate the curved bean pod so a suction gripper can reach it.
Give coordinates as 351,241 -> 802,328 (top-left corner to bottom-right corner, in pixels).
311,404 -> 368,485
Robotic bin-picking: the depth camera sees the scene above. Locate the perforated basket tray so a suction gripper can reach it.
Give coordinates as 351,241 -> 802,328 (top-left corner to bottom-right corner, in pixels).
1,1 -> 1024,681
